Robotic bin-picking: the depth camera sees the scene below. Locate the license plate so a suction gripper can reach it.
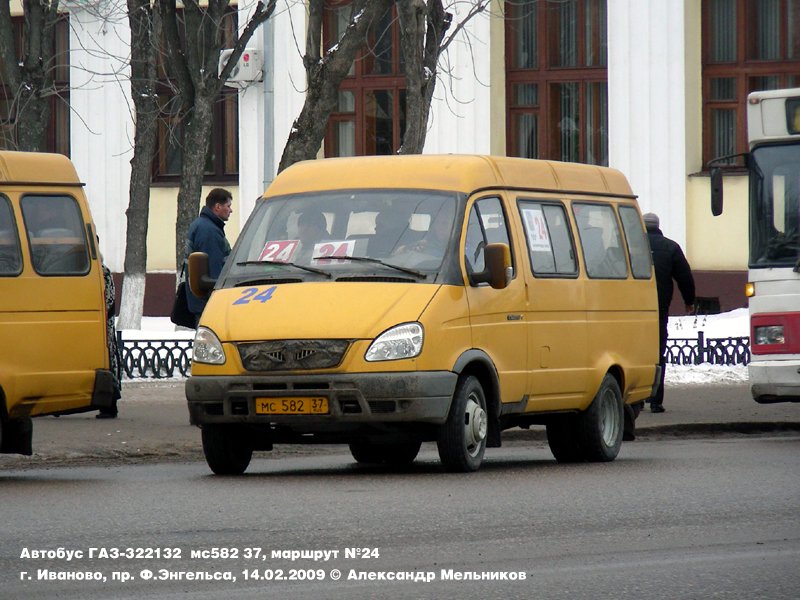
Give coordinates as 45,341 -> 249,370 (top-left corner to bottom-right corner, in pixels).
254,397 -> 329,415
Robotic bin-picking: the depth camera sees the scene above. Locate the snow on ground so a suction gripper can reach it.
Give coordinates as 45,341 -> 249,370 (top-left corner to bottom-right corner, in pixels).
119,309 -> 752,385
666,308 -> 749,385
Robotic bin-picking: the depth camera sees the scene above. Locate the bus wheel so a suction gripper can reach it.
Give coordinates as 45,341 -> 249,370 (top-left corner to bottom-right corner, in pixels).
546,415 -> 584,463
201,425 -> 253,475
349,441 -> 422,465
437,375 -> 488,472
579,374 -> 624,462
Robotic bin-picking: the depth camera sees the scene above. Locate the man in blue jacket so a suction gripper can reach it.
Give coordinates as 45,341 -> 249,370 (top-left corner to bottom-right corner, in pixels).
644,212 -> 695,413
185,188 -> 233,326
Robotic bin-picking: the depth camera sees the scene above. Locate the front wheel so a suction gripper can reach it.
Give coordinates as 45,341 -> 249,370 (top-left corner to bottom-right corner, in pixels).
437,375 -> 488,472
201,425 -> 253,475
349,441 -> 422,466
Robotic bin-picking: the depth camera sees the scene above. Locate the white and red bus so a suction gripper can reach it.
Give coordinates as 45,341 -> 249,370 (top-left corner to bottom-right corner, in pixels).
711,88 -> 800,404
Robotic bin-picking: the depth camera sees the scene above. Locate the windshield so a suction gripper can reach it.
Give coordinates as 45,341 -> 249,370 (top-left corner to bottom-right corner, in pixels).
749,143 -> 800,268
223,190 -> 461,285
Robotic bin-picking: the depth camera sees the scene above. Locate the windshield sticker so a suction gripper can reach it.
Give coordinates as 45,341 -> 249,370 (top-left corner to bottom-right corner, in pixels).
521,206 -> 552,252
259,240 -> 299,262
233,286 -> 277,305
312,240 -> 357,264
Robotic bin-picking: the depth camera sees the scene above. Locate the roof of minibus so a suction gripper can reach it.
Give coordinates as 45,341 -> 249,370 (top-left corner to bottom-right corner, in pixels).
0,151 -> 82,185
264,155 -> 635,199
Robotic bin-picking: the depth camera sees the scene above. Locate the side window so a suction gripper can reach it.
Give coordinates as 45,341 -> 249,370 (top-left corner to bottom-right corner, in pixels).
464,197 -> 512,276
0,195 -> 22,276
618,205 -> 652,279
519,200 -> 577,276
21,195 -> 90,276
572,202 -> 628,279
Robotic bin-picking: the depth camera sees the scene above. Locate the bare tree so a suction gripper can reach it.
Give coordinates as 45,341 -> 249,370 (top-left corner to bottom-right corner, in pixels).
0,0 -> 62,151
279,0 -> 490,172
158,0 -> 275,270
278,0 -> 393,173
398,0 -> 489,154
117,0 -> 161,329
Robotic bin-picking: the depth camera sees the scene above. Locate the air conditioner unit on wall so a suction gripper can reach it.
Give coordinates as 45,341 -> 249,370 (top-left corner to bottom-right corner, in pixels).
218,48 -> 263,87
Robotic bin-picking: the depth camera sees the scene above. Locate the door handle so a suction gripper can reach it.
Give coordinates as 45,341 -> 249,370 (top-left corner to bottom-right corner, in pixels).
506,314 -> 522,321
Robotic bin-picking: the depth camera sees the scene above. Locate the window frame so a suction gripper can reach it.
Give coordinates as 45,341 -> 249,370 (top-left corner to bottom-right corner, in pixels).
617,204 -> 653,280
701,0 -> 800,166
0,193 -> 22,277
0,15 -> 70,155
464,195 -> 516,284
21,194 -> 91,277
517,198 -> 579,278
505,0 -> 609,165
571,200 -> 629,280
323,1 -> 407,157
151,9 -> 239,184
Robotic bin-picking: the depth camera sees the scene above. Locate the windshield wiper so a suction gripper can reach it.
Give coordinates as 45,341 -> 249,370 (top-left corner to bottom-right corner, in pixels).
316,255 -> 426,279
236,260 -> 331,278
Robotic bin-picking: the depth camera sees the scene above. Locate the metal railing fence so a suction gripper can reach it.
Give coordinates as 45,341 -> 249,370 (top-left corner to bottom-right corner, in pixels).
118,331 -> 752,380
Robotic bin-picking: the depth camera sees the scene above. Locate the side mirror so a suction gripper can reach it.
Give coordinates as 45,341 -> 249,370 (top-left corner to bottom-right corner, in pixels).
710,167 -> 724,216
471,243 -> 511,290
188,252 -> 216,299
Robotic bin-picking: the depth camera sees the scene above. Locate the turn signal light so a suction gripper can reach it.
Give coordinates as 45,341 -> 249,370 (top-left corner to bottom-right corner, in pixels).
745,282 -> 755,297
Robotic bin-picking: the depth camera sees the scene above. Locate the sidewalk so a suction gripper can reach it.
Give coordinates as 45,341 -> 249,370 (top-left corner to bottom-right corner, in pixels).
2,381 -> 798,469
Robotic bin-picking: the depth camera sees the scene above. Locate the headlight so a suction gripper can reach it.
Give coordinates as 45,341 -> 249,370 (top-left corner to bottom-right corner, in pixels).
754,325 -> 784,346
192,327 -> 226,364
365,322 -> 424,362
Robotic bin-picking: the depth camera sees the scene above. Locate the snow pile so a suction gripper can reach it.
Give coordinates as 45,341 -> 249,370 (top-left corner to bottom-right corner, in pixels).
666,308 -> 749,385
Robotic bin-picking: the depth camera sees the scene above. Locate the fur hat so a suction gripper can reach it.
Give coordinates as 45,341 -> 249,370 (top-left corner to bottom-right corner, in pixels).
642,212 -> 660,229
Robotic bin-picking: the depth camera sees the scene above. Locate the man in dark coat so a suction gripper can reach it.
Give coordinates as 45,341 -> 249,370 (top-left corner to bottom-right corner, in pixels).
644,212 -> 696,413
184,188 -> 233,326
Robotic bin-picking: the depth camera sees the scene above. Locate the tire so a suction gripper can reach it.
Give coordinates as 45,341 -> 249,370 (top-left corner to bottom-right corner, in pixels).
437,375 -> 488,472
579,374 -> 624,462
546,414 -> 585,463
546,374 -> 624,463
201,425 -> 253,475
348,441 -> 422,466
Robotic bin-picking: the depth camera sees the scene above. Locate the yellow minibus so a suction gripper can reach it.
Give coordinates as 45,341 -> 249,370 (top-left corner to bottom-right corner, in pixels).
187,155 -> 659,474
0,151 -> 114,455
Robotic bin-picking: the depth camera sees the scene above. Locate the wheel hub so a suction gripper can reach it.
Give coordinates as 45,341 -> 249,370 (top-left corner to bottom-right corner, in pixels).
465,398 -> 488,452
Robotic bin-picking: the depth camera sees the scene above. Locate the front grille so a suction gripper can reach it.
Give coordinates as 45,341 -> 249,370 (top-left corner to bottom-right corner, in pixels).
237,339 -> 350,371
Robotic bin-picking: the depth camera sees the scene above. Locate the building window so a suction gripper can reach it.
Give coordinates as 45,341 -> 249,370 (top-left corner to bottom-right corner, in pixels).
324,1 -> 406,157
702,0 -> 800,166
0,16 -> 70,155
153,10 -> 239,182
505,0 -> 608,165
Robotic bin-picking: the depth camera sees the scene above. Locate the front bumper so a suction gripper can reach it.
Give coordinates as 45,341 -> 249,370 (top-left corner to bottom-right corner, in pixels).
185,371 -> 458,426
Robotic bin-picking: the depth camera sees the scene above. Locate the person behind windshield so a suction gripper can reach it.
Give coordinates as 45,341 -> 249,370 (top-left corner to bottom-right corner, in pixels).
295,210 -> 329,261
370,209 -> 411,257
394,210 -> 452,257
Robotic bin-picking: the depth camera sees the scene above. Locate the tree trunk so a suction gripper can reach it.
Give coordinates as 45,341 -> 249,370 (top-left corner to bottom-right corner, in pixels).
0,0 -> 59,152
174,98 -> 216,270
397,0 -> 449,155
278,0 -> 393,173
119,0 -> 161,330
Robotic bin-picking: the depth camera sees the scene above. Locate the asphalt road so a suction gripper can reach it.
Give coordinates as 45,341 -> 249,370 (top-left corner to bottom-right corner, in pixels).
1,436 -> 798,599
1,381 -> 798,471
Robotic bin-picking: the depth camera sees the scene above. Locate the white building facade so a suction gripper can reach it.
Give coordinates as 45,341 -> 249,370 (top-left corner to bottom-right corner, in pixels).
47,0 -> 797,313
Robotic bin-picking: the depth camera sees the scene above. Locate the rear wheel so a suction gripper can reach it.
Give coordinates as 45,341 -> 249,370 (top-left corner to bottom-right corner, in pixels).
201,425 -> 253,475
581,374 -> 624,462
349,441 -> 422,466
437,375 -> 488,472
546,374 -> 624,463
